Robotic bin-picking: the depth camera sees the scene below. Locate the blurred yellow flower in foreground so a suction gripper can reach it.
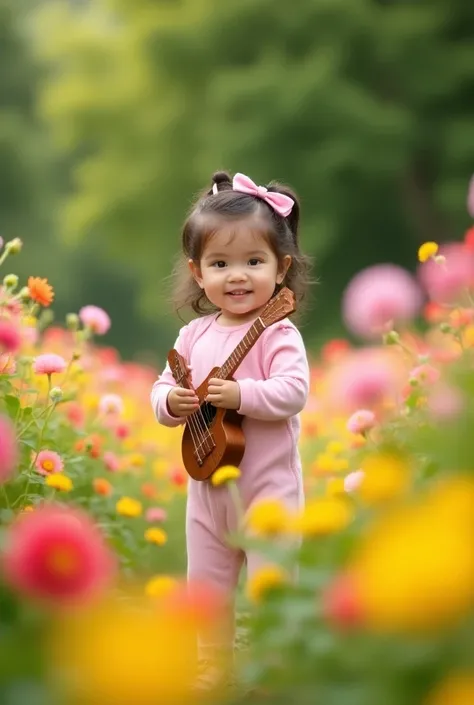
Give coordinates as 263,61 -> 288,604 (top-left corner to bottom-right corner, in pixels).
48,595 -> 197,705
294,497 -> 352,537
247,565 -> 288,603
145,575 -> 178,598
425,672 -> 474,705
326,478 -> 346,497
144,527 -> 167,546
116,496 -> 142,517
45,473 -> 73,492
211,465 -> 241,487
359,452 -> 411,504
352,476 -> 474,632
418,241 -> 439,262
246,498 -> 290,536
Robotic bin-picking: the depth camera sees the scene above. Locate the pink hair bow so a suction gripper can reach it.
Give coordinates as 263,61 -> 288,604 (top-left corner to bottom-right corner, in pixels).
232,172 -> 294,217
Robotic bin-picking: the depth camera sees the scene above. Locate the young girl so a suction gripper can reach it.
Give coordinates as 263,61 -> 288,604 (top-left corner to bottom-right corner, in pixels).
151,170 -> 311,689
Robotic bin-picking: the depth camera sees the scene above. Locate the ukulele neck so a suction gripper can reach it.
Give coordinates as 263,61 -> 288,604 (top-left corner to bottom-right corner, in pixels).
215,317 -> 266,380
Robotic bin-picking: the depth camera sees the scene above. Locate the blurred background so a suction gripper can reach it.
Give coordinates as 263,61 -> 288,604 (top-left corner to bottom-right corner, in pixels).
2,0 -> 474,362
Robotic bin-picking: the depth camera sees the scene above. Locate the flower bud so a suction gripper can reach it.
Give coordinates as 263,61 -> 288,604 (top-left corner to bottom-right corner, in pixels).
50,387 -> 63,403
72,350 -> 81,361
440,322 -> 452,334
66,313 -> 80,331
3,274 -> 18,290
19,286 -> 30,302
383,330 -> 400,345
5,238 -> 23,255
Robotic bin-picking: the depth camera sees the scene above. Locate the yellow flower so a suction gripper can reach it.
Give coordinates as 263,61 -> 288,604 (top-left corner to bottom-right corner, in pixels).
153,459 -> 169,478
332,457 -> 349,473
312,452 -> 339,475
326,440 -> 344,456
294,497 -> 352,537
129,452 -> 146,468
352,476 -> 474,633
45,474 -> 73,492
145,575 -> 178,599
211,465 -> 241,487
144,528 -> 168,546
326,478 -> 346,497
246,565 -> 288,603
418,241 -> 439,262
462,325 -> 474,347
246,498 -> 290,536
425,673 -> 474,705
116,497 -> 142,518
359,452 -> 411,504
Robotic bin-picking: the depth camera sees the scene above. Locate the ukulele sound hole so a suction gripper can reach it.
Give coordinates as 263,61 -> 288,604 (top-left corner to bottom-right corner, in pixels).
199,401 -> 217,428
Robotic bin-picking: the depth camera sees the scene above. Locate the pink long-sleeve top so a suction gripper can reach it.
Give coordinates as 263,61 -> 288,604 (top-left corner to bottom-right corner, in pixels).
151,313 -> 309,508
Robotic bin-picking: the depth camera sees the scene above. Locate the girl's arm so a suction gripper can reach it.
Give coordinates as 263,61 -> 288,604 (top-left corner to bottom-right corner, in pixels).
237,325 -> 309,421
150,324 -> 192,427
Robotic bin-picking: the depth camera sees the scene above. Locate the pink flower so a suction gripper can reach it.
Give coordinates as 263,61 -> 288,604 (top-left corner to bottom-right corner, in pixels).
418,243 -> 474,303
342,265 -> 422,339
428,384 -> 464,421
34,450 -> 64,476
79,306 -> 111,335
467,174 -> 474,218
103,451 -> 120,473
344,471 -> 365,493
0,353 -> 16,375
33,353 -> 67,376
0,318 -> 22,353
409,363 -> 440,386
346,410 -> 375,435
330,349 -> 402,412
2,505 -> 116,604
98,393 -> 123,416
0,415 -> 18,484
145,507 -> 167,523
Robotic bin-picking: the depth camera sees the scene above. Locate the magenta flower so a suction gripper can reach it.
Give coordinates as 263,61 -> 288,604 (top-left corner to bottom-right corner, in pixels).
79,306 -> 111,335
342,264 -> 422,339
418,243 -> 474,303
2,505 -> 116,604
0,415 -> 18,484
346,409 -> 375,435
330,349 -> 402,412
33,353 -> 67,376
34,450 -> 64,476
145,507 -> 167,523
0,318 -> 22,353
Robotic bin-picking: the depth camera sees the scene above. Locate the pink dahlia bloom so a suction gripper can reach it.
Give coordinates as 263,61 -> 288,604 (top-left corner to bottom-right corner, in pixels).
2,505 -> 116,604
0,318 -> 22,353
33,353 -> 67,376
79,305 -> 111,335
330,349 -> 402,412
409,363 -> 440,386
103,451 -> 120,472
0,415 -> 18,484
344,470 -> 365,493
418,243 -> 474,303
342,264 -> 422,339
34,450 -> 64,476
145,507 -> 167,523
0,353 -> 16,375
98,393 -> 124,416
346,409 -> 375,435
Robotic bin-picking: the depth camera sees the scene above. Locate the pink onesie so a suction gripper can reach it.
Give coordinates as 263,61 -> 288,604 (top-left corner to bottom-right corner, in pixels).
151,312 -> 309,595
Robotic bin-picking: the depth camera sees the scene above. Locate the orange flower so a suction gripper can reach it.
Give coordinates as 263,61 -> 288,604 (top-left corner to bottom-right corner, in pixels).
93,478 -> 113,496
27,277 -> 54,307
141,482 -> 157,499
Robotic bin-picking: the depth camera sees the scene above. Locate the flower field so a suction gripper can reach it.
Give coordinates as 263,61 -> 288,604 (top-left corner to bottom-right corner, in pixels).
1,186 -> 474,704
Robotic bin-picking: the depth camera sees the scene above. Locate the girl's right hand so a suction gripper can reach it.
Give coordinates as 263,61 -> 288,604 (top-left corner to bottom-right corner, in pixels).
167,387 -> 200,417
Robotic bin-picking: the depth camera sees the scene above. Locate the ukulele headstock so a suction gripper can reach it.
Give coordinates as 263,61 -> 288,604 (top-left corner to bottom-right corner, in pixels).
260,287 -> 296,327
167,349 -> 192,388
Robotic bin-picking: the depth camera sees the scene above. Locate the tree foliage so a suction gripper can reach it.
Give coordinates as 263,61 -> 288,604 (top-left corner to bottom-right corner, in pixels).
36,0 -> 474,346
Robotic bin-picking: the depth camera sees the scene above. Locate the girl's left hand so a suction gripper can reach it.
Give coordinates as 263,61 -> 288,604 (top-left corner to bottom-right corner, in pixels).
205,378 -> 241,410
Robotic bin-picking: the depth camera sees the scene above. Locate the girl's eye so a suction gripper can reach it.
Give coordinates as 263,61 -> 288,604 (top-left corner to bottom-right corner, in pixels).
212,261 -> 227,268
248,258 -> 262,266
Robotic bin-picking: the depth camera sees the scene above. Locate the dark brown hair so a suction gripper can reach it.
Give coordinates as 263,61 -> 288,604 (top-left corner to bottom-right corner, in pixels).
171,170 -> 312,319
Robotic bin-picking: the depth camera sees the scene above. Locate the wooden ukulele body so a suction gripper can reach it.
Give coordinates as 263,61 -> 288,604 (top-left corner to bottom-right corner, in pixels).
181,367 -> 245,481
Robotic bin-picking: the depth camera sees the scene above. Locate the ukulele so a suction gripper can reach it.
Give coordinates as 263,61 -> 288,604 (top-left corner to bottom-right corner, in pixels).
167,287 -> 296,481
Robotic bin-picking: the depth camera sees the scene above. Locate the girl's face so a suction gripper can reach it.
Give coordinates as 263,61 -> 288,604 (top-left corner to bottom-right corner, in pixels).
189,219 -> 291,324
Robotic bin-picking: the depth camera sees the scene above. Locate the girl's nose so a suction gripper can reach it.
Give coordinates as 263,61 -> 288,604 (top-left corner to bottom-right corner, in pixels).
227,268 -> 247,281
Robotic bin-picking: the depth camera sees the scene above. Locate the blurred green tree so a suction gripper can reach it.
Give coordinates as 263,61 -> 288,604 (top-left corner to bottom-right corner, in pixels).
36,0 -> 474,351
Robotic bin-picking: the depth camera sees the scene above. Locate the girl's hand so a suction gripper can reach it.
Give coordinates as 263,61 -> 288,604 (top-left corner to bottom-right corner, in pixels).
167,387 -> 200,417
205,379 -> 241,410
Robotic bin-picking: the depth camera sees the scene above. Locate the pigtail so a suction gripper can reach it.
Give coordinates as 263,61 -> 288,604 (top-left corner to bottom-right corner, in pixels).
267,182 -> 300,244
